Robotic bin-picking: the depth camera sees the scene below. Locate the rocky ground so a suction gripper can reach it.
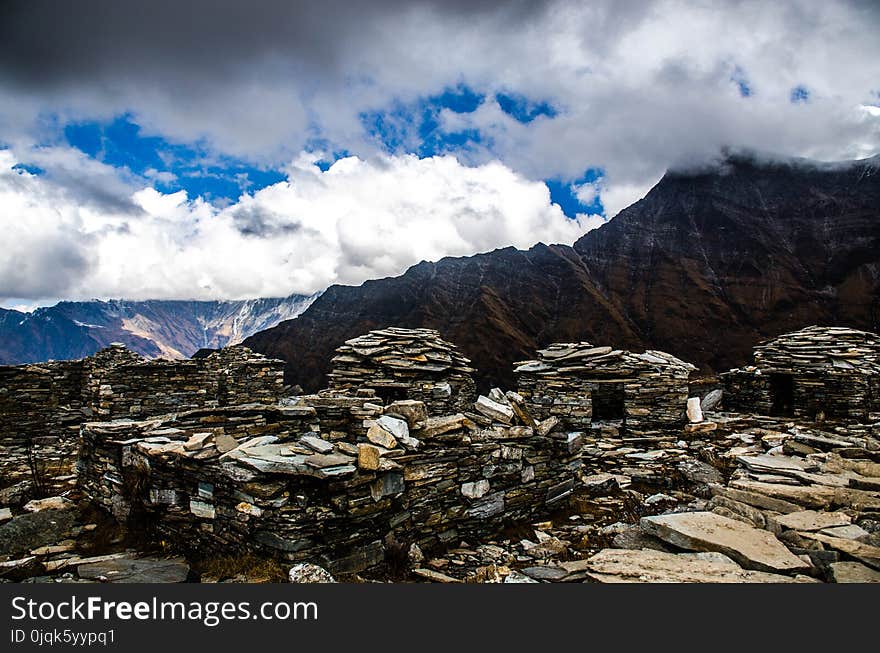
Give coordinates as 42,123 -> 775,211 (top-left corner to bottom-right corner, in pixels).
3,409 -> 879,584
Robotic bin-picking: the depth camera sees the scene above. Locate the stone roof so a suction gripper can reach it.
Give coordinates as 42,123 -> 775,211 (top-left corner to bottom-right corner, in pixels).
514,341 -> 695,376
752,325 -> 880,374
328,327 -> 474,388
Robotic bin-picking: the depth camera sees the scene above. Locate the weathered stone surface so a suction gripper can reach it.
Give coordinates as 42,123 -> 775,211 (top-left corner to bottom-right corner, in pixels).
385,400 -> 428,428
288,563 -> 335,583
798,532 -> 880,570
583,549 -> 801,583
641,512 -> 811,574
700,389 -> 723,412
475,395 -> 514,424
461,479 -> 490,499
773,510 -> 851,532
687,397 -> 704,423
829,561 -> 880,583
0,510 -> 76,557
77,557 -> 190,583
23,496 -> 73,513
357,443 -> 385,471
413,568 -> 461,583
366,422 -> 398,449
299,435 -> 334,454
215,433 -> 239,453
0,507 -> 12,522
820,524 -> 870,540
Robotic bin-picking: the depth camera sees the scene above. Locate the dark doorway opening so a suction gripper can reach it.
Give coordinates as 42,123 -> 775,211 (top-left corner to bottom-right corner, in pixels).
591,383 -> 625,422
373,386 -> 409,404
769,373 -> 794,416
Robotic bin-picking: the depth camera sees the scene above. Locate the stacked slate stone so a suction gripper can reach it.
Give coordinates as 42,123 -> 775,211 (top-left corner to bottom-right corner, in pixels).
722,326 -> 880,422
753,326 -> 880,373
0,361 -> 84,498
285,391 -> 384,441
515,342 -> 695,434
77,390 -> 582,576
327,328 -> 476,413
0,343 -> 286,503
204,346 -> 287,406
82,343 -> 285,420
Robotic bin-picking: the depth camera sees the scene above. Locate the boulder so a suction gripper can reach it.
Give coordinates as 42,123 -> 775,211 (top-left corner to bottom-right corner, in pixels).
288,563 -> 336,583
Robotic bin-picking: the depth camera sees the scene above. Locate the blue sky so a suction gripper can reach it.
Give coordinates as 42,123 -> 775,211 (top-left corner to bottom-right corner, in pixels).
12,84 -> 601,219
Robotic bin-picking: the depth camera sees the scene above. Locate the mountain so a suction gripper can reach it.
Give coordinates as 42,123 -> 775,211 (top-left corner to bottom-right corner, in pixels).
0,294 -> 319,364
243,152 -> 880,391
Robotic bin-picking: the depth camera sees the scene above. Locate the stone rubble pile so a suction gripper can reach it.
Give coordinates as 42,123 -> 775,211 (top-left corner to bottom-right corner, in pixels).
328,328 -> 476,413
0,493 -> 191,583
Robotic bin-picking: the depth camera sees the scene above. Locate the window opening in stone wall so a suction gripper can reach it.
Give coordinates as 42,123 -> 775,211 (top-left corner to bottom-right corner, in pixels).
591,382 -> 625,422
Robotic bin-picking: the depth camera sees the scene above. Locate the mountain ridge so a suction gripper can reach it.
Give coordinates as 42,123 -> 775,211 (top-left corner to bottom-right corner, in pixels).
243,152 -> 880,391
0,294 -> 319,364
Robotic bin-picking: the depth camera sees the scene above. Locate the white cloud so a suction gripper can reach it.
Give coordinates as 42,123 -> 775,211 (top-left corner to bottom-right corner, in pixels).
0,149 -> 590,303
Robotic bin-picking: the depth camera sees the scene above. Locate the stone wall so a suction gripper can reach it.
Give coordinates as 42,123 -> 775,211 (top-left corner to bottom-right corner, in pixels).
719,370 -> 772,415
0,344 -> 285,501
516,344 -> 693,434
0,361 -> 84,495
77,399 -> 583,575
722,326 -> 880,423
721,368 -> 876,421
327,328 -> 477,414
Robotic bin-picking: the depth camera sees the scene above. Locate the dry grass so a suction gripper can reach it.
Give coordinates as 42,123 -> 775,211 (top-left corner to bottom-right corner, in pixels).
195,553 -> 287,583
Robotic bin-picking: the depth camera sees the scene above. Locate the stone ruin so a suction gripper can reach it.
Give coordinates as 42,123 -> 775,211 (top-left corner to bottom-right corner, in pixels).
515,342 -> 695,434
5,326 -> 880,584
0,344 -> 285,499
327,327 -> 477,413
75,394 -> 583,574
721,326 -> 880,423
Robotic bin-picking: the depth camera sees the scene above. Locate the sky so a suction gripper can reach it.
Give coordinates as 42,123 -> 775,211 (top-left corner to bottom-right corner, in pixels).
0,0 -> 878,309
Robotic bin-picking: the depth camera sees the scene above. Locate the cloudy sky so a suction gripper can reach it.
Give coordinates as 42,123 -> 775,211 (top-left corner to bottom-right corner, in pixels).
1,0 -> 878,309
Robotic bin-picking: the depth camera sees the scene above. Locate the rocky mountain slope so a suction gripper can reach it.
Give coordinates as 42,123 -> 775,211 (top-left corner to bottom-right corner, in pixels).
244,153 -> 880,390
0,294 -> 319,364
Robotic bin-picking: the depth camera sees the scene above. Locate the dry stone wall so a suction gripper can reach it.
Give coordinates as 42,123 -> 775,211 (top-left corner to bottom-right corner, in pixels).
0,361 -> 84,495
515,343 -> 694,434
328,328 -> 477,413
77,396 -> 583,575
0,344 -> 285,501
721,326 -> 880,422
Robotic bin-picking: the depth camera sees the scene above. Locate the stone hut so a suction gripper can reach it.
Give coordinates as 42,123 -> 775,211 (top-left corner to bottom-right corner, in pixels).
515,342 -> 695,433
327,327 -> 476,412
721,326 -> 880,422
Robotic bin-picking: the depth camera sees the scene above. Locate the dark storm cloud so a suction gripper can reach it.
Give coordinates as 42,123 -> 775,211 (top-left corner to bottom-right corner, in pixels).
0,0 -> 550,86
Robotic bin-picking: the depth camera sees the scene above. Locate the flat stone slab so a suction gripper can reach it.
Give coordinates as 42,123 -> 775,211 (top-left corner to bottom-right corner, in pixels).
773,510 -> 851,532
798,532 -> 880,570
413,568 -> 461,583
77,557 -> 190,583
829,561 -> 880,583
583,549 -> 802,583
641,511 -> 810,574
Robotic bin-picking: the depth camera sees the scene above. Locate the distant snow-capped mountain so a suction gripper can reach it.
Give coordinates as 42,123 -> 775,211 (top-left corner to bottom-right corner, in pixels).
0,293 -> 320,364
